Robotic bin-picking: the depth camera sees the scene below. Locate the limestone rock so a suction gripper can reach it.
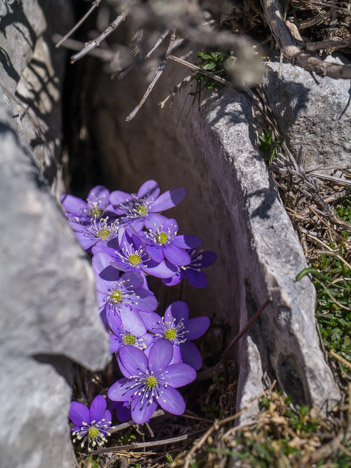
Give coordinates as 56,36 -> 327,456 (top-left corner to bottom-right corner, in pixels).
263,56 -> 351,172
0,102 -> 110,468
87,52 -> 340,418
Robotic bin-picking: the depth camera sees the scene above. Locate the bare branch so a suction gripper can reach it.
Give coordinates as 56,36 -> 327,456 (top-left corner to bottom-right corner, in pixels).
261,0 -> 351,79
55,0 -> 102,49
71,12 -> 127,64
125,30 -> 176,122
118,29 -> 170,80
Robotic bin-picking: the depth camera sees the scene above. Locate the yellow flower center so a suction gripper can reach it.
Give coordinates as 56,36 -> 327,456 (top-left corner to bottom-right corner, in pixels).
164,328 -> 177,340
123,334 -> 136,345
128,253 -> 141,265
136,204 -> 148,216
145,376 -> 157,388
88,427 -> 100,439
156,231 -> 168,245
89,207 -> 103,218
98,228 -> 110,240
110,290 -> 122,303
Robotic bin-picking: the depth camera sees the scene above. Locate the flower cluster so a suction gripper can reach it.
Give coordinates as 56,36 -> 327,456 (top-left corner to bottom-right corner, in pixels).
64,181 -> 216,446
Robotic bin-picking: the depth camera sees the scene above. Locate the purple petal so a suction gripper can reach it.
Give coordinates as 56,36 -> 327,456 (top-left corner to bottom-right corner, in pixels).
150,188 -> 186,212
139,311 -> 162,330
148,339 -> 173,374
184,269 -> 208,288
89,395 -> 107,422
118,345 -> 148,375
73,231 -> 97,250
102,409 -> 112,424
116,403 -> 131,422
121,270 -> 144,289
144,213 -> 168,230
88,186 -> 110,207
143,260 -> 177,279
185,316 -> 210,340
164,245 -> 190,266
172,235 -> 202,249
196,251 -> 217,267
108,313 -> 123,335
162,271 -> 183,286
109,335 -> 121,353
110,191 -> 133,213
168,301 -> 189,322
146,245 -> 164,263
93,252 -> 120,279
180,341 -> 203,370
131,397 -> 158,424
135,289 -> 157,312
117,308 -> 147,336
69,402 -> 90,426
157,386 -> 186,415
61,194 -> 87,215
164,363 -> 196,387
108,378 -> 141,401
137,180 -> 160,199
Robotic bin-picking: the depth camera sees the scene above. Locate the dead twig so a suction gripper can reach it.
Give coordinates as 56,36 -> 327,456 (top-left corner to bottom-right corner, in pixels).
118,29 -> 170,80
71,12 -> 127,64
330,350 -> 351,371
55,0 -> 102,49
109,409 -> 164,434
125,30 -> 176,122
182,381 -> 277,468
261,0 -> 351,78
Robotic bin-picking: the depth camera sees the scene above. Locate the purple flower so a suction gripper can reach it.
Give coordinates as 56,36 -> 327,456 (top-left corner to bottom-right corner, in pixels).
108,400 -> 131,422
108,339 -> 196,424
141,218 -> 202,267
61,185 -> 111,223
108,312 -> 154,353
163,249 -> 217,288
93,253 -> 157,334
147,301 -> 210,370
70,217 -> 119,252
69,395 -> 112,451
95,230 -> 177,279
110,180 -> 186,232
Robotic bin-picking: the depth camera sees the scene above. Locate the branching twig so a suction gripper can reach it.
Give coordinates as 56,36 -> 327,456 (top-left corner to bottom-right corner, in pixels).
261,0 -> 351,78
125,30 -> 176,122
182,381 -> 277,468
55,0 -> 102,49
118,29 -> 170,80
71,12 -> 127,64
109,409 -> 164,434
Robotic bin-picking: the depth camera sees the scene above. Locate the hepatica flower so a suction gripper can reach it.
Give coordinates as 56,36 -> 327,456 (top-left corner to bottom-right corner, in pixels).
61,185 -> 111,223
141,218 -> 202,267
93,254 -> 157,334
69,395 -> 112,451
97,230 -> 177,279
70,217 -> 119,252
148,301 -> 210,370
110,180 -> 186,232
163,249 -> 217,288
108,339 -> 196,424
108,312 -> 153,353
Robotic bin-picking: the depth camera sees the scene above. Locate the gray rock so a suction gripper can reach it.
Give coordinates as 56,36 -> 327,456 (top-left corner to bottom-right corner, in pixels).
0,102 -> 110,467
88,50 -> 340,419
263,56 -> 351,172
0,2 -> 111,466
0,0 -> 73,193
0,102 -> 110,468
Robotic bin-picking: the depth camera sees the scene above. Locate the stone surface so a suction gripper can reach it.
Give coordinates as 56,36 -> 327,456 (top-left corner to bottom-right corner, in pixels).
0,2 -> 111,467
87,46 -> 340,418
0,102 -> 110,467
0,0 -> 73,193
263,55 -> 351,172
